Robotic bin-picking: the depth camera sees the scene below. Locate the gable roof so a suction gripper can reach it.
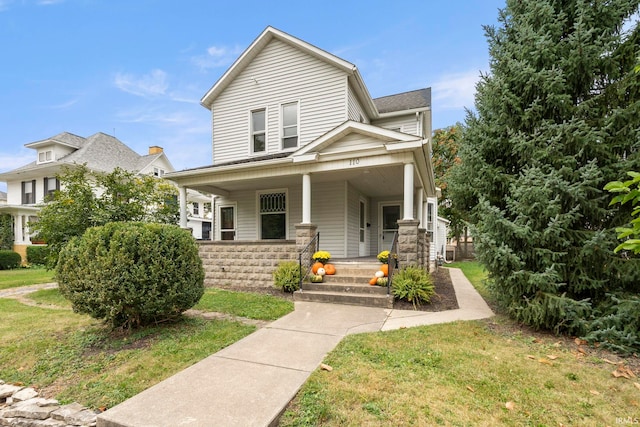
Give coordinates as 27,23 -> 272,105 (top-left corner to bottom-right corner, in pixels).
200,26 -> 378,118
373,88 -> 431,114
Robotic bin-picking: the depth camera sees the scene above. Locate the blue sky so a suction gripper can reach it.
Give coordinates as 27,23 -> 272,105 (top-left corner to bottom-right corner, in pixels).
0,0 -> 505,192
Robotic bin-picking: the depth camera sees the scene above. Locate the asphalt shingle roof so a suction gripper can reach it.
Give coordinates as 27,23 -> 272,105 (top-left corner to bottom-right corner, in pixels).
373,88 -> 431,114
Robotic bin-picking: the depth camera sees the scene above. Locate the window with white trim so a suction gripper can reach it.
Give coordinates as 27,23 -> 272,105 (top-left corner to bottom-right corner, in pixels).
281,102 -> 298,149
427,202 -> 434,232
251,109 -> 266,153
259,191 -> 286,239
153,167 -> 165,177
38,150 -> 53,163
44,177 -> 59,198
192,202 -> 199,216
21,180 -> 36,204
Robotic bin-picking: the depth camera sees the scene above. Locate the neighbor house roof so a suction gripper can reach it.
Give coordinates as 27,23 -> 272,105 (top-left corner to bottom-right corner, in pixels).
373,88 -> 431,114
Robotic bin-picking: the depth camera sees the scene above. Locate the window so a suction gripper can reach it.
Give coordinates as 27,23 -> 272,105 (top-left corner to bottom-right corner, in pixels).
282,102 -> 298,149
153,167 -> 164,177
44,177 -> 59,198
251,109 -> 266,153
38,150 -> 53,163
219,205 -> 235,240
192,202 -> 199,216
259,191 -> 286,239
21,180 -> 36,204
427,202 -> 434,232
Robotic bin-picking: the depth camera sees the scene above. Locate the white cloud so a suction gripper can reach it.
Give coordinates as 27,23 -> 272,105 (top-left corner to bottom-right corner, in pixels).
0,150 -> 33,174
37,0 -> 65,5
0,0 -> 13,12
46,97 -> 79,110
191,45 -> 243,70
113,69 -> 169,98
431,70 -> 481,111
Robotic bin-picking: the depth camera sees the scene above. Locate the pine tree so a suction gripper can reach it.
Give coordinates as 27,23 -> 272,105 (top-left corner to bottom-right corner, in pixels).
455,0 -> 640,345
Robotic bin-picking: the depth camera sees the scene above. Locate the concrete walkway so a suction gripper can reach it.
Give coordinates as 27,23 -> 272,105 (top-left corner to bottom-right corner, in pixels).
96,268 -> 493,427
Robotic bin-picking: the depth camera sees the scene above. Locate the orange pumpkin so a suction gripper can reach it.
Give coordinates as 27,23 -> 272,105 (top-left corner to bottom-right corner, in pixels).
312,262 -> 324,274
380,264 -> 389,277
369,277 -> 378,286
324,263 -> 336,275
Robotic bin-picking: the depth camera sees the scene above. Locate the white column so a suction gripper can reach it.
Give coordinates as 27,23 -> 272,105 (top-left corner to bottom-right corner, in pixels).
179,186 -> 188,228
416,189 -> 424,228
14,214 -> 23,243
302,173 -> 311,224
403,163 -> 414,220
24,216 -> 30,244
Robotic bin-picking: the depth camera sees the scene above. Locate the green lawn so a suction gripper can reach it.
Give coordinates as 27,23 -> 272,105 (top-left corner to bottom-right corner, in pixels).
0,287 -> 294,410
281,260 -> 638,426
0,267 -> 55,290
445,260 -> 490,299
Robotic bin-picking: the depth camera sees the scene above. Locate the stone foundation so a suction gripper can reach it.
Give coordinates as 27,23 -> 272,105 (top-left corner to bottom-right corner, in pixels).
198,240 -> 298,288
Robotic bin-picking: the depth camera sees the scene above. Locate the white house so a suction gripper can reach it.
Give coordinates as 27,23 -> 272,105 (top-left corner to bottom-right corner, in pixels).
0,132 -> 212,261
166,26 -> 442,270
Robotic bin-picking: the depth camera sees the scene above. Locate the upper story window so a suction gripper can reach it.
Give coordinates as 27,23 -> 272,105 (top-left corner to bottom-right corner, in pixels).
282,102 -> 298,149
44,177 -> 59,199
38,150 -> 53,164
251,109 -> 266,154
21,180 -> 36,205
153,167 -> 165,177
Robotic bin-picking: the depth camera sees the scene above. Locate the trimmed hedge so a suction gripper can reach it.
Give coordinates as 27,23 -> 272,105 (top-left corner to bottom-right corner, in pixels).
57,222 -> 205,329
26,245 -> 50,266
0,250 -> 21,270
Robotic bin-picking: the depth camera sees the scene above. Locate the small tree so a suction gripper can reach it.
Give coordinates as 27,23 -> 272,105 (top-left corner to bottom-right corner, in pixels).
32,165 -> 179,267
57,222 -> 204,329
0,214 -> 13,250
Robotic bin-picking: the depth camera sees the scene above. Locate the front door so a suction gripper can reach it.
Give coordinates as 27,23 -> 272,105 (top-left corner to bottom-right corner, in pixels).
359,198 -> 367,256
379,203 -> 401,251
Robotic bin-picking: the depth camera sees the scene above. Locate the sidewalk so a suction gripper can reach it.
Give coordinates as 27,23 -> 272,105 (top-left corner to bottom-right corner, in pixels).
97,268 -> 493,427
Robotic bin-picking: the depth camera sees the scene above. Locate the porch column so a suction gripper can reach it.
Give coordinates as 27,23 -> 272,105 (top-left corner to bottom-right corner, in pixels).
403,163 -> 414,220
397,219 -> 421,267
416,189 -> 424,228
302,173 -> 311,224
178,186 -> 188,229
14,214 -> 23,244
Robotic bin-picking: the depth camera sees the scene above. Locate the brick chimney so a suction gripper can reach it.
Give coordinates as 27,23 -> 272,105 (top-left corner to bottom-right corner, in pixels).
149,146 -> 163,155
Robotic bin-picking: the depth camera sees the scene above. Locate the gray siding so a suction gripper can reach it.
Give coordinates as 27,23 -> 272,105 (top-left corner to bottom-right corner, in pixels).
347,85 -> 369,123
310,181 -> 346,258
346,182 -> 360,257
212,39 -> 349,164
372,115 -> 419,136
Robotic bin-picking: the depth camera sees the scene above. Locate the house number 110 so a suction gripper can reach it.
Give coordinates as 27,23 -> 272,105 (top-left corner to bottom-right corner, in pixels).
349,158 -> 360,166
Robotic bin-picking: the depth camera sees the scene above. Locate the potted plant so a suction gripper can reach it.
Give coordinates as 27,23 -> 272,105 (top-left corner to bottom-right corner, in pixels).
312,250 -> 331,264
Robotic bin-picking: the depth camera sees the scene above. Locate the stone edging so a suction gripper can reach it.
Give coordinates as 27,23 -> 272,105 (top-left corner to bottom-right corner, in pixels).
0,380 -> 97,427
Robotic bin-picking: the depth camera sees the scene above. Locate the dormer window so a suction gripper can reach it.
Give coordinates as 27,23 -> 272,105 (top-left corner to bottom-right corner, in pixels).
251,109 -> 266,153
282,102 -> 298,149
38,150 -> 53,163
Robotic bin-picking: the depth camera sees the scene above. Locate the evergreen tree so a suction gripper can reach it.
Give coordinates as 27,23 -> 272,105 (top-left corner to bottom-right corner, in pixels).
454,0 -> 640,349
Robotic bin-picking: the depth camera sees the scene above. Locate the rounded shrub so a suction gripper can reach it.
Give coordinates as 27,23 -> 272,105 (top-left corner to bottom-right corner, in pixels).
0,250 -> 21,270
391,266 -> 436,308
273,261 -> 302,292
57,222 -> 204,329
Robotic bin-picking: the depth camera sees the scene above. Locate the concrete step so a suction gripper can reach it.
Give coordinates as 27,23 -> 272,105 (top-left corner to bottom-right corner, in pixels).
301,282 -> 389,295
293,289 -> 393,309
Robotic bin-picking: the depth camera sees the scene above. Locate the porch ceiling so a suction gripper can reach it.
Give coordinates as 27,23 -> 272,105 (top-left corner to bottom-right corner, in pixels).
188,164 -> 408,198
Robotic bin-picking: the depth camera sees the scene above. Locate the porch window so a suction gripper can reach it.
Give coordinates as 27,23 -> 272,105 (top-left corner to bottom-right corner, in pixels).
192,202 -> 199,216
44,177 -> 59,199
281,102 -> 298,149
259,192 -> 286,239
251,109 -> 266,153
427,202 -> 434,232
21,180 -> 36,204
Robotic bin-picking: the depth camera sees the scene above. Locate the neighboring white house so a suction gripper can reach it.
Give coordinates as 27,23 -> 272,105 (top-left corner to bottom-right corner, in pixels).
0,132 -> 212,262
166,26 -> 442,266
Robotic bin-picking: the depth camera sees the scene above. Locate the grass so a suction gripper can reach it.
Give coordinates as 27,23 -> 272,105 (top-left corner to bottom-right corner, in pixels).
281,261 -> 639,426
280,320 -> 638,426
0,286 -> 294,410
0,267 -> 55,290
194,288 -> 294,320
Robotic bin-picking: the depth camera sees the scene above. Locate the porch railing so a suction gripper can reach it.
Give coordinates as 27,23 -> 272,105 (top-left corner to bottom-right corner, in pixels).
387,231 -> 399,295
298,232 -> 320,291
